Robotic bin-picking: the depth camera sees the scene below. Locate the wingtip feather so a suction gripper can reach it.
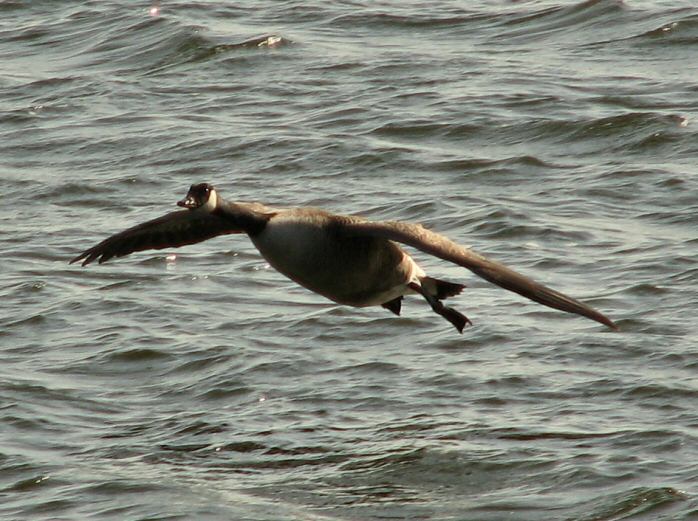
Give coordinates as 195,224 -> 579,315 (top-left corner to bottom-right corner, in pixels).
69,253 -> 87,266
594,313 -> 619,331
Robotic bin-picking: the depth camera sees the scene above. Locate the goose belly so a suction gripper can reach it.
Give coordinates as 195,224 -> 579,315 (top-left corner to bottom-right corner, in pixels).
250,220 -> 414,306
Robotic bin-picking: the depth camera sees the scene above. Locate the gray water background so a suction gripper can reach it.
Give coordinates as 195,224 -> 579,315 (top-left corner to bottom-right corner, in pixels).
2,1 -> 698,519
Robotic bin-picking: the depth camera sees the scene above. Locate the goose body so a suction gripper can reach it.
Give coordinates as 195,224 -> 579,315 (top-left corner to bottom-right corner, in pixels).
71,183 -> 618,333
250,208 -> 418,307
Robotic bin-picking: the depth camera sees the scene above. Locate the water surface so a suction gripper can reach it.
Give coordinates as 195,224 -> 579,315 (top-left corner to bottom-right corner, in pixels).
1,1 -> 697,519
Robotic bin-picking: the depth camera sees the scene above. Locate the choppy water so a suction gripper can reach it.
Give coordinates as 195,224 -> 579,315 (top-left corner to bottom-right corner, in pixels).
2,1 -> 698,519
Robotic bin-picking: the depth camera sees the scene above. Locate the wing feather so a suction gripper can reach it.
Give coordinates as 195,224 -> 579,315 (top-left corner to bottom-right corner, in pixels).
70,210 -> 236,266
341,218 -> 617,329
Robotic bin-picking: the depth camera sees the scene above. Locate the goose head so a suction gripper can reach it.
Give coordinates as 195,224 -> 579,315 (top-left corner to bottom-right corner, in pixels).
177,183 -> 218,211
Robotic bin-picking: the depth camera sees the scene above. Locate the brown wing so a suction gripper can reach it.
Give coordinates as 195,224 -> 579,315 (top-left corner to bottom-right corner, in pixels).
341,218 -> 617,330
70,210 -> 237,266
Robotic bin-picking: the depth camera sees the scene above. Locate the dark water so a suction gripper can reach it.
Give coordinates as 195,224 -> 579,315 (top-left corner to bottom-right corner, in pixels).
2,1 -> 698,519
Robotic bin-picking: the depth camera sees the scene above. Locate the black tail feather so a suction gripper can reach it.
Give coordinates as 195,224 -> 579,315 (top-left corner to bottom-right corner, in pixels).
422,277 -> 465,300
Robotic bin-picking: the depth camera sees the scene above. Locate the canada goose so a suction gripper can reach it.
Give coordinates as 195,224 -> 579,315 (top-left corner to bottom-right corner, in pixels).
70,183 -> 618,333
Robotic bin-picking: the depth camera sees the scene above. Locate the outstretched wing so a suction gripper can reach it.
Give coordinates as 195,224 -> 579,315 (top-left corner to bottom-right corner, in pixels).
70,210 -> 237,266
341,218 -> 617,329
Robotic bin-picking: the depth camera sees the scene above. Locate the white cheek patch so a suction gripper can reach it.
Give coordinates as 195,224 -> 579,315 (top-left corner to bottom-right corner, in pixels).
201,190 -> 217,212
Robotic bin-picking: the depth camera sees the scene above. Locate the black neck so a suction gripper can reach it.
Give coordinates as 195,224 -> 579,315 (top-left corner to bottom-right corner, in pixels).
214,200 -> 272,236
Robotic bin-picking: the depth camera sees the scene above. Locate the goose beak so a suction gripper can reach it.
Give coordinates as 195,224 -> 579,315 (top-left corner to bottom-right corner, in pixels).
177,196 -> 196,209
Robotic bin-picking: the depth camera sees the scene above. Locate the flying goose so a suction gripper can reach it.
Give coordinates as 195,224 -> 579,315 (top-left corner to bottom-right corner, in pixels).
70,183 -> 618,333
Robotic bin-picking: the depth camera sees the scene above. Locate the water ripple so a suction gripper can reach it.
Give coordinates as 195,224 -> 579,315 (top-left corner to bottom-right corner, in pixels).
2,0 -> 698,520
